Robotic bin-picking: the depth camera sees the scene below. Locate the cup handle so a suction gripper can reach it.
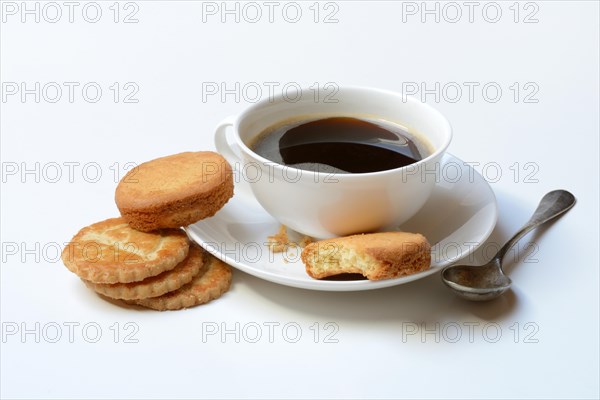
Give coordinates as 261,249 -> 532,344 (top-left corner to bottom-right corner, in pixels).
214,115 -> 241,166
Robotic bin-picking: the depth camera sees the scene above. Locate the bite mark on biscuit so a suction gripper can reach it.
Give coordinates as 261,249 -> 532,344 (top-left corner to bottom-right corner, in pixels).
301,232 -> 431,280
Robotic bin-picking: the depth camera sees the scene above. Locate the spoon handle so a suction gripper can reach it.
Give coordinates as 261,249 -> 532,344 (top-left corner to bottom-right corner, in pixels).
495,190 -> 576,265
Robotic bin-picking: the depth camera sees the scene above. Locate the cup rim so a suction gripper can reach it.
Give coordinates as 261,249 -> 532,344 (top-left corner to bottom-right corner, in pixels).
232,85 -> 453,178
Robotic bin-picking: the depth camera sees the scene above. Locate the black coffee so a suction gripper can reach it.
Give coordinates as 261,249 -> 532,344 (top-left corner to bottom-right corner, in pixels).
251,116 -> 429,174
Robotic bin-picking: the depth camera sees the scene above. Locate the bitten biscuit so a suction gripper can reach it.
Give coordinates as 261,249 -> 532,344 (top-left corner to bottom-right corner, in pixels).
129,252 -> 232,311
83,244 -> 206,300
301,232 -> 431,280
115,151 -> 234,232
61,217 -> 190,284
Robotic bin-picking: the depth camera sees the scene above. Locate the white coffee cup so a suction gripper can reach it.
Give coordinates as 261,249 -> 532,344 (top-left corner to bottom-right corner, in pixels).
215,86 -> 452,239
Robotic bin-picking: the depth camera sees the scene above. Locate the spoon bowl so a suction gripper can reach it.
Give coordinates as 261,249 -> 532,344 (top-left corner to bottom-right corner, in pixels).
442,260 -> 512,301
441,190 -> 576,301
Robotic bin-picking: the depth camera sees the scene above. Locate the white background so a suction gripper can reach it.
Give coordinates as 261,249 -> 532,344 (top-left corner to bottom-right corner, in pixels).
1,1 -> 599,399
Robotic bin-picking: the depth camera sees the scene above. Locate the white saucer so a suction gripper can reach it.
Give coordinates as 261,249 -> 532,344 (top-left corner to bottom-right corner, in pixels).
186,153 -> 497,291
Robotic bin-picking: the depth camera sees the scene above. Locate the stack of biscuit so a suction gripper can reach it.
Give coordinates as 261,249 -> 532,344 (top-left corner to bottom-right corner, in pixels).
61,152 -> 234,311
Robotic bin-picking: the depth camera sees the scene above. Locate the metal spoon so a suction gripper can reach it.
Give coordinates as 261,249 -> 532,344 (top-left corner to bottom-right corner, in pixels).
441,190 -> 576,301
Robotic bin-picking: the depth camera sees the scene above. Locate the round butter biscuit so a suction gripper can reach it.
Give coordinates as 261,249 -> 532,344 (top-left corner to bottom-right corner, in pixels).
62,217 -> 189,284
115,151 -> 234,232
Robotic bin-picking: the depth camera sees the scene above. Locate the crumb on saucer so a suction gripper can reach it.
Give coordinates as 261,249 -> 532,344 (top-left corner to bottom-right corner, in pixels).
267,225 -> 313,253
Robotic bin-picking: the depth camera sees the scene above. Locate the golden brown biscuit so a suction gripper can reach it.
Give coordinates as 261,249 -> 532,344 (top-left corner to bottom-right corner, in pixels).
62,217 -> 189,284
129,252 -> 232,311
301,232 -> 431,280
83,244 -> 205,300
115,151 -> 234,232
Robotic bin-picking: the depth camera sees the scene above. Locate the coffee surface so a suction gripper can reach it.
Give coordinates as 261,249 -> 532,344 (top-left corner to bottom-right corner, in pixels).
251,117 -> 427,173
